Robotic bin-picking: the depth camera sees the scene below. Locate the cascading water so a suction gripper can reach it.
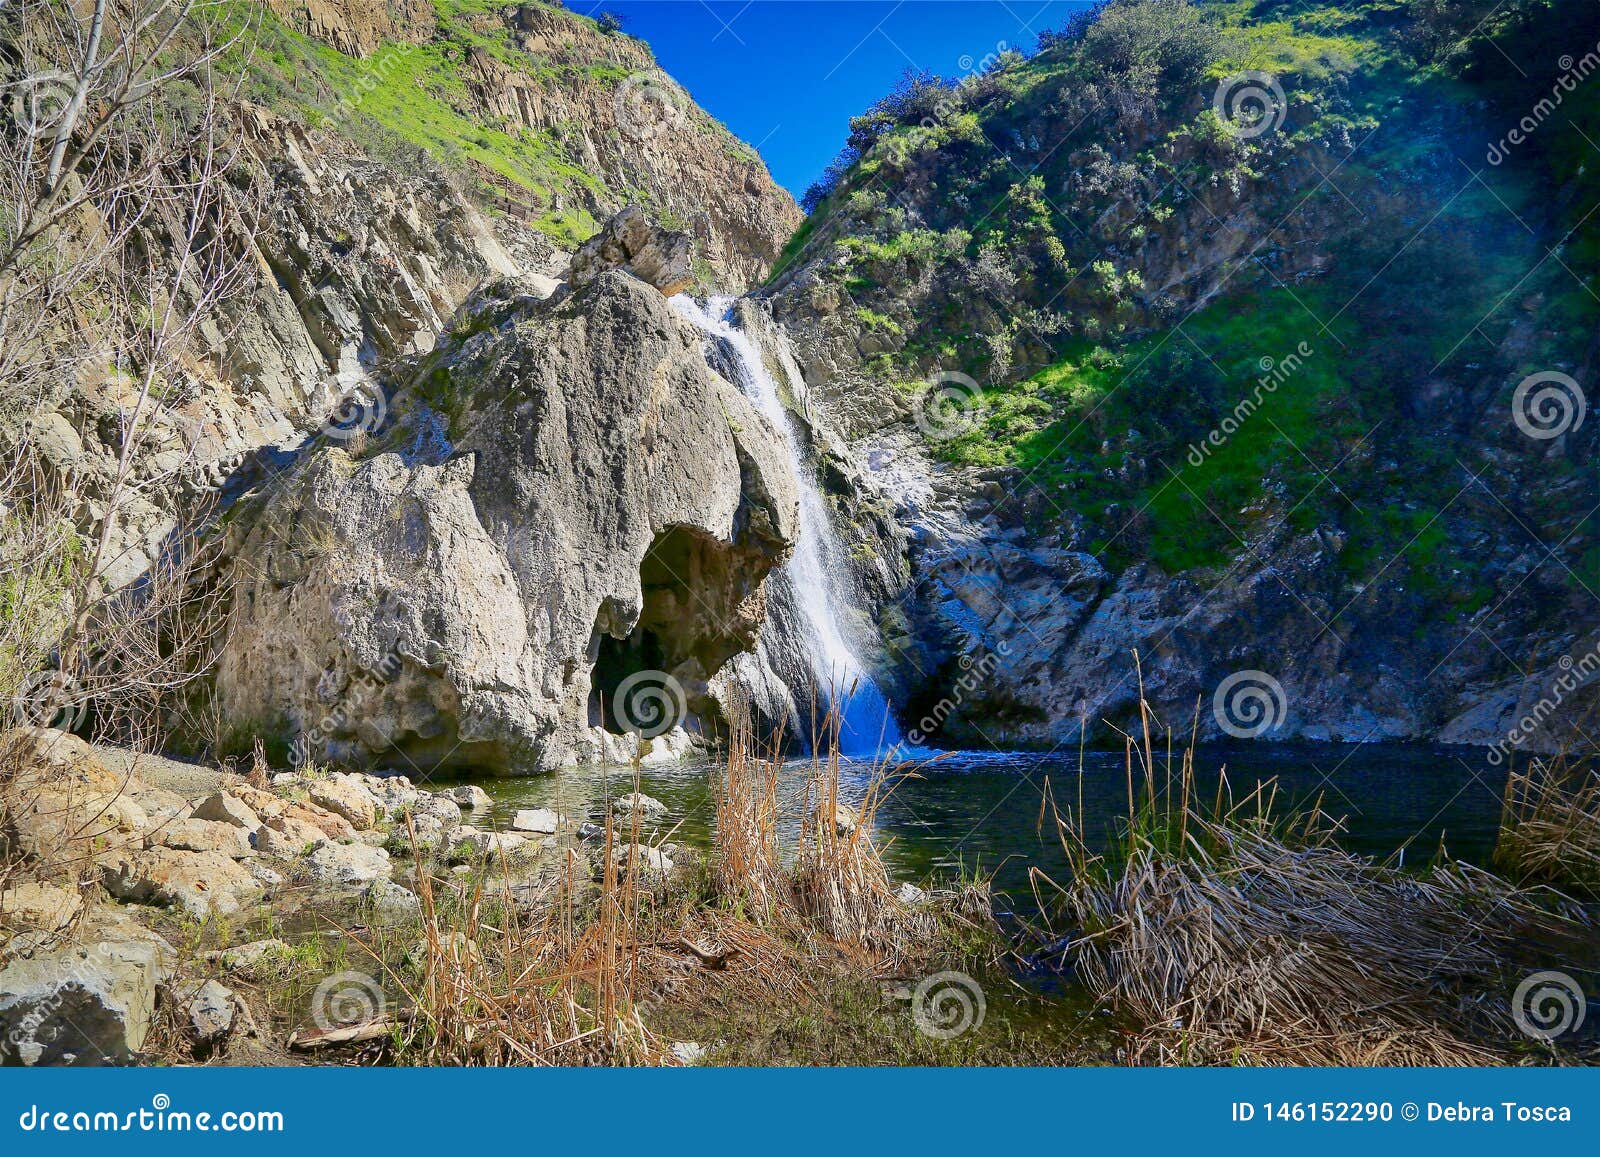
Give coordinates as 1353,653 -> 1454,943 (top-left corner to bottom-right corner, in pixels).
673,294 -> 904,757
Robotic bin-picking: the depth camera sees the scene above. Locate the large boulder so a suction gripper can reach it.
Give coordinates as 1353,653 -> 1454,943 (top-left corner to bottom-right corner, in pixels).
566,206 -> 693,296
213,271 -> 799,773
0,908 -> 174,1065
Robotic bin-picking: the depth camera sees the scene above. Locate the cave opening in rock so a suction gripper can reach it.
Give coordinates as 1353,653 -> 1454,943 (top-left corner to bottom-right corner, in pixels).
590,624 -> 668,734
588,524 -> 760,738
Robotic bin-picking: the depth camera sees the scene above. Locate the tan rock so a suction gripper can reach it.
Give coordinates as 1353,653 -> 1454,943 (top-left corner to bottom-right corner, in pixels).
191,792 -> 261,831
0,728 -> 122,794
283,801 -> 355,841
256,812 -> 328,857
307,774 -> 377,830
0,881 -> 82,931
99,847 -> 265,920
567,206 -> 693,296
2,788 -> 149,875
147,818 -> 252,859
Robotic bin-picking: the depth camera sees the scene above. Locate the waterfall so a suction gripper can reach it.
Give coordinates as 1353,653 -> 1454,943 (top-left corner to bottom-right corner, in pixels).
672,295 -> 904,757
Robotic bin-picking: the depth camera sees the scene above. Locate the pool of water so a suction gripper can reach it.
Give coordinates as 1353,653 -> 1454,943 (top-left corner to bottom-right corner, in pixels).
442,741 -> 1509,912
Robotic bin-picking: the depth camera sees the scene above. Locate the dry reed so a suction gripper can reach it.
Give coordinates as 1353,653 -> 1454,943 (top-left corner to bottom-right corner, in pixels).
1495,755 -> 1600,895
1041,680 -> 1593,1066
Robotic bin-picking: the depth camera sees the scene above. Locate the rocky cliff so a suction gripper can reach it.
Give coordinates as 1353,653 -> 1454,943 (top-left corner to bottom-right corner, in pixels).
757,0 -> 1600,752
212,269 -> 799,773
246,0 -> 800,289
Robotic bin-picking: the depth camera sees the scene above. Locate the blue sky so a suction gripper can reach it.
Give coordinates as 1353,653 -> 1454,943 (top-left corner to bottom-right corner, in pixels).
569,1 -> 1092,197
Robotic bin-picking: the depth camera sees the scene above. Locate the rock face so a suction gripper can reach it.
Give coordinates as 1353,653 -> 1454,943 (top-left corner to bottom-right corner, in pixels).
29,0 -> 798,639
567,207 -> 693,296
262,0 -> 799,291
214,266 -> 800,772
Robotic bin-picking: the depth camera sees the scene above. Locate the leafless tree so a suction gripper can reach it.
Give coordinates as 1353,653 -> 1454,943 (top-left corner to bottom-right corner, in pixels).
1,0 -> 258,748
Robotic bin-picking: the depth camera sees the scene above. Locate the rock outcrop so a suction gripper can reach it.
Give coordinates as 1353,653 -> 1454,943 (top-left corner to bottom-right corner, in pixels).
213,262 -> 799,773
259,0 -> 799,291
567,206 -> 692,296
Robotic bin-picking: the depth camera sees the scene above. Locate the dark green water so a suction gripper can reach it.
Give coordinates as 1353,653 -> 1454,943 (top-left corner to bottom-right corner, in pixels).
453,742 -> 1509,910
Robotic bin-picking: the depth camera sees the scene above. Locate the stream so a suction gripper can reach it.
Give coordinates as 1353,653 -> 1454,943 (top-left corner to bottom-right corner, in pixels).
456,741 -> 1509,910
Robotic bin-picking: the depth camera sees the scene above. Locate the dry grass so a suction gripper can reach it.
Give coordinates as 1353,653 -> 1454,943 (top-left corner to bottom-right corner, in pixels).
711,689 -> 942,967
382,811 -> 670,1066
360,694 -> 978,1065
1495,755 -> 1600,896
1037,681 -> 1594,1066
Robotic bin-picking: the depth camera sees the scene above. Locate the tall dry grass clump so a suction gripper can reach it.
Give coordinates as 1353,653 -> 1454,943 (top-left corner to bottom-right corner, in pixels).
381,822 -> 666,1067
1495,755 -> 1600,896
710,687 -> 942,967
1041,690 -> 1592,1065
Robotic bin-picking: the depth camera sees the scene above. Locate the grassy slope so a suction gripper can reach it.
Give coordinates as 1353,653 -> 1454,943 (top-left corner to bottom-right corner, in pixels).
213,0 -> 739,249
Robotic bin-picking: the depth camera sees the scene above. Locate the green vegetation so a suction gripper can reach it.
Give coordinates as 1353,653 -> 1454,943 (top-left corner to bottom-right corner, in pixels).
211,0 -> 700,247
783,0 -> 1597,608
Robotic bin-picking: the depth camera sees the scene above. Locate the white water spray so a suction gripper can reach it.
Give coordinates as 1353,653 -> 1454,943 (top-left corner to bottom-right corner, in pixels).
673,295 -> 903,757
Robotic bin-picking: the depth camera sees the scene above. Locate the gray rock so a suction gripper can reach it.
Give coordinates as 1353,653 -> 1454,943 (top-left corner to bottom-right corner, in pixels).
895,882 -> 929,907
0,910 -> 174,1065
203,938 -> 290,977
446,828 -> 534,863
244,859 -> 285,890
510,808 -> 559,835
212,273 -> 799,776
352,773 -> 422,817
612,792 -> 667,819
171,978 -> 235,1050
363,878 -> 422,922
445,785 -> 493,811
600,843 -> 673,881
670,1040 -> 707,1064
305,842 -> 392,886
